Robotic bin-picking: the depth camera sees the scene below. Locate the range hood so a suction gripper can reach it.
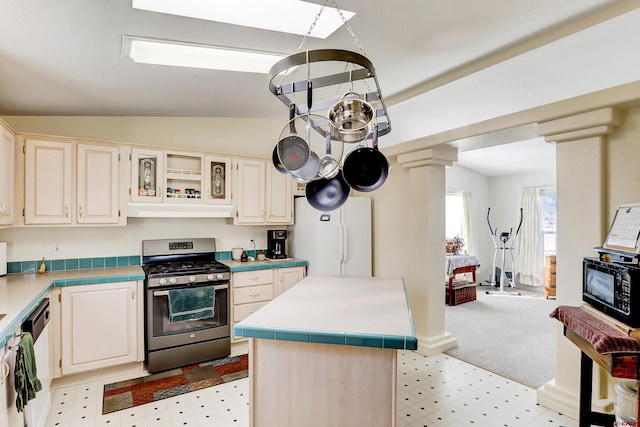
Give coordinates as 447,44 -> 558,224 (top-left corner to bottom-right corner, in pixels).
126,202 -> 235,218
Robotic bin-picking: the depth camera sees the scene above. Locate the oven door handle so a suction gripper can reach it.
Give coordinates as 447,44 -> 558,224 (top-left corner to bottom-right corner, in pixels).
153,284 -> 228,296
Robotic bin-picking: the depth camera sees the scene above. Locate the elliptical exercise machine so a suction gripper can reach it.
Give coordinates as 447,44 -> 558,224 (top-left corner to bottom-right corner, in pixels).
485,207 -> 523,295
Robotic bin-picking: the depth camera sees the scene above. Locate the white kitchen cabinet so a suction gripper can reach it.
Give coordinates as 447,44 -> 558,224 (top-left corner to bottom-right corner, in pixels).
25,139 -> 124,226
275,266 -> 306,296
77,143 -> 120,224
24,139 -> 73,224
234,157 -> 293,225
266,165 -> 293,224
131,147 -> 164,203
231,269 -> 273,341
60,281 -> 140,375
235,158 -> 265,224
0,123 -> 14,225
131,149 -> 232,206
231,267 -> 305,342
204,155 -> 232,204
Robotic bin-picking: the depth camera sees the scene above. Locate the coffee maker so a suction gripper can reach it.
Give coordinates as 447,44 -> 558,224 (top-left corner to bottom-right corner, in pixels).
267,230 -> 287,259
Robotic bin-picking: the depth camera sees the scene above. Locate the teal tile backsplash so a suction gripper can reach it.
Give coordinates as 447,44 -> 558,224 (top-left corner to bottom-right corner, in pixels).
7,255 -> 141,275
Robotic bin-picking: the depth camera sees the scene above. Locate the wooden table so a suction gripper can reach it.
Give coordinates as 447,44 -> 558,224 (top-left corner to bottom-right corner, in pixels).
552,305 -> 640,426
445,255 -> 480,306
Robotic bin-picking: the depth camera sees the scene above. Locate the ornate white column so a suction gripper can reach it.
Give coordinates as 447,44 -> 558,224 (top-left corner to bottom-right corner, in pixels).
536,107 -> 622,418
396,146 -> 458,356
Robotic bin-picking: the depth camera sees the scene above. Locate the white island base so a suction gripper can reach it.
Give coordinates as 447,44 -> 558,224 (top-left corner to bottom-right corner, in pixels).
249,338 -> 397,427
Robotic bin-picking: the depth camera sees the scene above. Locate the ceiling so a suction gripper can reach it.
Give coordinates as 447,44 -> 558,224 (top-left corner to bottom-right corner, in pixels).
1,0 -> 639,174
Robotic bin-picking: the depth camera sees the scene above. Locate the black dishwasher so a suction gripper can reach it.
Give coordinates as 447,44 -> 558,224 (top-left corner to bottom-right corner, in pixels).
22,298 -> 50,342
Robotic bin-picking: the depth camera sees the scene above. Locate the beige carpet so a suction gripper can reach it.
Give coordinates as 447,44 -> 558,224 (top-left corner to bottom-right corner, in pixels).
444,285 -> 557,389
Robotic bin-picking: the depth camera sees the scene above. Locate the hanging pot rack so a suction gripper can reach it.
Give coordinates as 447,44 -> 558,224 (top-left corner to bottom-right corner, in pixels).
267,48 -> 391,138
266,1 -> 392,211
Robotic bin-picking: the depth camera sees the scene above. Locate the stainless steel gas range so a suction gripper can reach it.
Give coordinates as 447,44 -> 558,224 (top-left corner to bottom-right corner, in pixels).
142,238 -> 231,373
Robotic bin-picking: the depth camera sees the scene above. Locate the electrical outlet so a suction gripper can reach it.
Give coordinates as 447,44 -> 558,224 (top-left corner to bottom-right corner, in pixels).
249,237 -> 255,246
52,243 -> 62,256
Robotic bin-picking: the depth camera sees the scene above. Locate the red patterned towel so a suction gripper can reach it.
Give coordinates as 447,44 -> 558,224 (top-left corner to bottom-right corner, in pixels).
550,305 -> 640,354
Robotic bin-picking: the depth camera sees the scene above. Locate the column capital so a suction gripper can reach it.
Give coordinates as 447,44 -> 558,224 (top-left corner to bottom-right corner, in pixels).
537,107 -> 623,143
396,145 -> 458,169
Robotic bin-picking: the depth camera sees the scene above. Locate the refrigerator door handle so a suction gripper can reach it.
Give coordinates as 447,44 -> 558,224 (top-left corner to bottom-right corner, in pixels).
342,223 -> 348,265
338,223 -> 345,266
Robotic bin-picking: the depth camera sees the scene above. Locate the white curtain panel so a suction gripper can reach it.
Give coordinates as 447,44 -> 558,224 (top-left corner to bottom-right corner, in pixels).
461,191 -> 477,255
516,188 -> 543,286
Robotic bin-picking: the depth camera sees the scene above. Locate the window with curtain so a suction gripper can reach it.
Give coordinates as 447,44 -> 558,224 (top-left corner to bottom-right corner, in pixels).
446,192 -> 477,255
446,194 -> 464,240
516,187 -> 555,286
541,192 -> 557,254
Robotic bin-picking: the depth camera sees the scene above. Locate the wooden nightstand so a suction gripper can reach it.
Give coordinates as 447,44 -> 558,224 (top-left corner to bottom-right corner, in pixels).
545,254 -> 556,299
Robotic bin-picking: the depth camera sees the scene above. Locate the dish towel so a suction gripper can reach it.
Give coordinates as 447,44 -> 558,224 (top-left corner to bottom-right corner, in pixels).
168,286 -> 215,323
14,332 -> 42,413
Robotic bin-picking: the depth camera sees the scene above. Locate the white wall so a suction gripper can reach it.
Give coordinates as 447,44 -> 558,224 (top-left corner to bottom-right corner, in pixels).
488,169 -> 556,231
0,218 -> 275,261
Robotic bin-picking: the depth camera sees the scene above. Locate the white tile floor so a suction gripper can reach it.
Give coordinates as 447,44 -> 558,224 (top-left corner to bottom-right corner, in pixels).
45,351 -> 576,427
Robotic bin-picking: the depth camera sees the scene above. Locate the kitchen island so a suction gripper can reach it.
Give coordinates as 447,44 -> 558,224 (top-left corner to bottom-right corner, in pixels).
233,275 -> 417,427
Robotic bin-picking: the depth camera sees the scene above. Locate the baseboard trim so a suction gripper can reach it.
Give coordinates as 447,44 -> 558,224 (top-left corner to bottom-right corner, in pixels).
231,340 -> 249,356
50,362 -> 146,390
415,331 -> 457,357
536,379 -> 579,420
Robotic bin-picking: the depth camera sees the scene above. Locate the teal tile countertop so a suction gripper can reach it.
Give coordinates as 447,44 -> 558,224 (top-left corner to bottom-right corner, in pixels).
221,258 -> 307,272
0,266 -> 145,349
234,276 -> 418,351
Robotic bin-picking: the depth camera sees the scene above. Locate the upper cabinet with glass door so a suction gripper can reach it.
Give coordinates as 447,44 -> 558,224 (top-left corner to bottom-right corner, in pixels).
131,148 -> 232,205
204,155 -> 231,205
131,147 -> 164,203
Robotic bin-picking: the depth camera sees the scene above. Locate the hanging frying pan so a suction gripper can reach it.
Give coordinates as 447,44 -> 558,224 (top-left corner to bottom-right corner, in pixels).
273,104 -> 296,174
272,145 -> 288,174
277,103 -> 309,172
305,169 -> 351,211
342,125 -> 389,192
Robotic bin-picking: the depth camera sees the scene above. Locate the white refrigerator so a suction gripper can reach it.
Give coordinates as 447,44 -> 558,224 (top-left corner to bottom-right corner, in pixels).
291,197 -> 372,276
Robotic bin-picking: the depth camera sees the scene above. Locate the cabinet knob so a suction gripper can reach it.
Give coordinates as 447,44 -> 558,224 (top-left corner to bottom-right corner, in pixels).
65,205 -> 69,218
79,206 -> 83,218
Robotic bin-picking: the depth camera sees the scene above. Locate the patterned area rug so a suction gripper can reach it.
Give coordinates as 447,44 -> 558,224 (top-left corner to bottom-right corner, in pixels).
102,354 -> 248,414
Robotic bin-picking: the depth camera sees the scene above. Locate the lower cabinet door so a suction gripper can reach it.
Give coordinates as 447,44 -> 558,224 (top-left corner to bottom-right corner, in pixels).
61,281 -> 138,375
276,267 -> 306,296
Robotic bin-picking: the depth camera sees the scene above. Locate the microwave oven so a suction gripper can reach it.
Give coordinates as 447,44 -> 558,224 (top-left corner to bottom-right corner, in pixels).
582,257 -> 640,326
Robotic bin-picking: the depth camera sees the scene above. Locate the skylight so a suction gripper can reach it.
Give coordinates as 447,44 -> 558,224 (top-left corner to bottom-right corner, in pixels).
132,0 -> 355,39
122,36 -> 287,74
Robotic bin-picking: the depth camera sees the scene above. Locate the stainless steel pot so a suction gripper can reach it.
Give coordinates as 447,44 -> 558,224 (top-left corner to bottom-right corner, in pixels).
328,92 -> 375,143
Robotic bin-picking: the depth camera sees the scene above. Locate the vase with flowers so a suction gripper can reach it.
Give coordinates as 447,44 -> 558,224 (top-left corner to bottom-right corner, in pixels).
445,235 -> 465,255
